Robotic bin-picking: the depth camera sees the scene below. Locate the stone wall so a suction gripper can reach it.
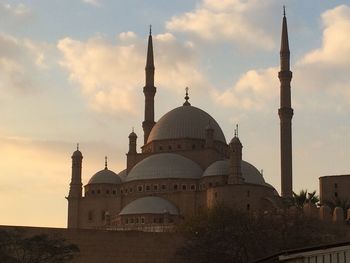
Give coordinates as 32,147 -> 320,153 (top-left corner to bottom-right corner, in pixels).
319,174 -> 350,205
0,225 -> 183,263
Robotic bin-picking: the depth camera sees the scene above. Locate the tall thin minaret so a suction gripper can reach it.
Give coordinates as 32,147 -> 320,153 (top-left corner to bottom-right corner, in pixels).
142,26 -> 156,144
278,7 -> 293,198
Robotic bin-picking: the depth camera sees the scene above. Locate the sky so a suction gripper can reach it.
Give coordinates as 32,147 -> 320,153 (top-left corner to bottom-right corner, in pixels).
1,0 -> 350,228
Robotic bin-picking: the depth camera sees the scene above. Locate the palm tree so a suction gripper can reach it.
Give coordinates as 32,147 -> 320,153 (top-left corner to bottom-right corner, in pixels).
292,190 -> 319,209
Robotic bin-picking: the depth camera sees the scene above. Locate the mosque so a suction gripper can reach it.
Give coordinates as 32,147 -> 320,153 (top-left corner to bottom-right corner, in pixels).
67,12 -> 294,230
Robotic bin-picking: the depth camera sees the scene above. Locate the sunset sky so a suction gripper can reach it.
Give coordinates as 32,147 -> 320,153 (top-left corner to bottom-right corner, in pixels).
1,0 -> 350,228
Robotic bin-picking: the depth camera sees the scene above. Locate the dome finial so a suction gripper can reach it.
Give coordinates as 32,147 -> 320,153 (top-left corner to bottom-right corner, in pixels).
105,156 -> 108,170
183,87 -> 191,106
77,143 -> 79,150
132,126 -> 134,132
234,124 -> 239,137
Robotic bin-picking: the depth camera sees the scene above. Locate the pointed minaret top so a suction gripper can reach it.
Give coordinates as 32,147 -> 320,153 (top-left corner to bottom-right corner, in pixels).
281,6 -> 290,53
183,87 -> 191,106
146,27 -> 154,70
104,156 -> 108,170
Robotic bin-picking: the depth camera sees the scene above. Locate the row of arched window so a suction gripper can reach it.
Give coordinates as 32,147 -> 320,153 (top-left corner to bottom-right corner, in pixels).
120,183 -> 197,195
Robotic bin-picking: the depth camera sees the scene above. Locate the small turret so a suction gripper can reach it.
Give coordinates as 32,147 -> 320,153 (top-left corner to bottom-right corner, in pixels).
127,128 -> 139,173
67,144 -> 83,228
69,144 -> 83,198
228,126 -> 244,184
128,128 -> 137,154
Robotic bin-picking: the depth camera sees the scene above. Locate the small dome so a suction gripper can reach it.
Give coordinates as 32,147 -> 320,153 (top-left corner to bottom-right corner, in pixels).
88,168 -> 121,185
129,131 -> 137,138
147,105 -> 226,143
126,153 -> 202,182
229,136 -> 241,145
119,196 -> 179,215
203,160 -> 267,186
72,149 -> 82,157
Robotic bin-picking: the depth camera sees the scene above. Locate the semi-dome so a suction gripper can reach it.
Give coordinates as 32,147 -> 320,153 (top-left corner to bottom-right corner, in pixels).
88,168 -> 121,185
203,160 -> 267,186
126,153 -> 202,182
147,105 -> 226,143
119,196 -> 179,215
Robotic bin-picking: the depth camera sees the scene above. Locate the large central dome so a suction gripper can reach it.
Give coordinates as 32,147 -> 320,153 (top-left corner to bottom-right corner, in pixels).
147,105 -> 226,143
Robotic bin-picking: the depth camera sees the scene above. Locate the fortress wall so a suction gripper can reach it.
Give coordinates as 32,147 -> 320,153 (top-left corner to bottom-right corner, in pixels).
0,225 -> 183,263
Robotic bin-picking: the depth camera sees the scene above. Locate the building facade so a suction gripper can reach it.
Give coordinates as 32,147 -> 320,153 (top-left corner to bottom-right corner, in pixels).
319,175 -> 350,207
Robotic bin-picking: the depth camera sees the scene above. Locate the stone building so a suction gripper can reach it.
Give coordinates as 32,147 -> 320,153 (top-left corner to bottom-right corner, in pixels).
319,175 -> 350,207
67,12 -> 294,230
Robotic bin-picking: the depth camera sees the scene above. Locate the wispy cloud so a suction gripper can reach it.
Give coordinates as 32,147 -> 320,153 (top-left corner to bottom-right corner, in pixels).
82,0 -> 101,7
57,32 -> 209,116
166,0 -> 276,50
0,33 -> 52,95
214,4 -> 350,112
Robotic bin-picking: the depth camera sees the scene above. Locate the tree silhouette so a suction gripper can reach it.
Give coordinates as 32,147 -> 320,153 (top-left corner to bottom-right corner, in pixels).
0,228 -> 79,263
174,205 -> 347,263
292,189 -> 319,209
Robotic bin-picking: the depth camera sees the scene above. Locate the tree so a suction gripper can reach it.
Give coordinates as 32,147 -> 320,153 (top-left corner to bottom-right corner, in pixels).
174,205 -> 347,263
324,197 -> 350,219
0,228 -> 79,263
292,189 -> 319,209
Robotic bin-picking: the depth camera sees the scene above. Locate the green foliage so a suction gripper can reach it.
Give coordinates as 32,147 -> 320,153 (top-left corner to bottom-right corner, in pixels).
0,228 -> 79,263
292,189 -> 319,209
174,205 -> 347,263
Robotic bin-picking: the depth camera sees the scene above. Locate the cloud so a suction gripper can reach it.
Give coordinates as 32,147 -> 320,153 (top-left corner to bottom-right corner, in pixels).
294,5 -> 350,107
0,33 -> 51,95
82,0 -> 101,7
0,3 -> 31,17
57,32 -> 209,116
214,4 -> 350,112
166,0 -> 276,50
301,5 -> 350,66
213,67 -> 278,110
0,3 -> 32,24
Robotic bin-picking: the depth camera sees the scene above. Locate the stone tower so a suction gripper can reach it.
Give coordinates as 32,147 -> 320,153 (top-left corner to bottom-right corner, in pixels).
228,127 -> 244,184
127,129 -> 138,172
142,26 -> 156,144
278,8 -> 293,198
67,145 -> 83,228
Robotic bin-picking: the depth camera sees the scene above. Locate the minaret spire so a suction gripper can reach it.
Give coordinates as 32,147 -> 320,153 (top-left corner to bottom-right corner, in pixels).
278,7 -> 293,198
142,27 -> 157,145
